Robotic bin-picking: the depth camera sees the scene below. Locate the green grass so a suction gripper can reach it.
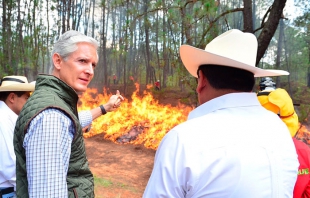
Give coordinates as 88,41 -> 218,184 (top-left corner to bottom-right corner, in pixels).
94,177 -> 135,190
94,175 -> 139,194
94,175 -> 114,188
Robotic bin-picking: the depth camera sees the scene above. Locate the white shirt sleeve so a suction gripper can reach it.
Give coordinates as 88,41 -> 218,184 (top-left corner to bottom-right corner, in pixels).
143,130 -> 188,197
0,120 -> 16,189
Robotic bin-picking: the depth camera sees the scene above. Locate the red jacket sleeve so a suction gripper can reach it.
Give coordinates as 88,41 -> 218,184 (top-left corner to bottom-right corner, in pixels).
293,138 -> 310,198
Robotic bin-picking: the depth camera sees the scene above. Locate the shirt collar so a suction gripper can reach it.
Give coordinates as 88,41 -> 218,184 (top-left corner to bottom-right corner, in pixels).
187,92 -> 260,120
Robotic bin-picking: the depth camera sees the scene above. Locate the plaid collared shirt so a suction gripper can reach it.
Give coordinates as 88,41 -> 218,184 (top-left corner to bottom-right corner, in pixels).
23,109 -> 92,198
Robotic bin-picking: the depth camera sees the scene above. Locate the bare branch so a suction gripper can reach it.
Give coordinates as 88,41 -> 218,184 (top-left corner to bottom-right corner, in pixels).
133,5 -> 180,21
253,6 -> 271,33
197,7 -> 244,48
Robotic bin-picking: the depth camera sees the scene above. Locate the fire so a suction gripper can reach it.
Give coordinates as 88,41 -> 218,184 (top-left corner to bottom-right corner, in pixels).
78,83 -> 194,150
296,124 -> 310,146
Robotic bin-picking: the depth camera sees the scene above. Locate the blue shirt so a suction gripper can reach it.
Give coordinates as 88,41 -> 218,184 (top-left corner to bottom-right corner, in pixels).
23,109 -> 92,198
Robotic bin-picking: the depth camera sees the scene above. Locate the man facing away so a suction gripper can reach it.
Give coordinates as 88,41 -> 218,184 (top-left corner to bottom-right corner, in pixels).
14,30 -> 123,197
258,77 -> 310,197
143,29 -> 299,197
0,76 -> 35,197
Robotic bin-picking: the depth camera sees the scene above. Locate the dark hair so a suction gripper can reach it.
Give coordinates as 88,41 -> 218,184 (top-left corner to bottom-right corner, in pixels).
0,91 -> 27,101
197,64 -> 255,92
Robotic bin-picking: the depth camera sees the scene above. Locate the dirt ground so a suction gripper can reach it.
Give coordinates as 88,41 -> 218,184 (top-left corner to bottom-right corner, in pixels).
85,134 -> 156,198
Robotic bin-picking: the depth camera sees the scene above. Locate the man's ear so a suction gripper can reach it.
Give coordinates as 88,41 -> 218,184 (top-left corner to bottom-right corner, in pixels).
196,70 -> 208,94
6,92 -> 16,104
52,53 -> 62,70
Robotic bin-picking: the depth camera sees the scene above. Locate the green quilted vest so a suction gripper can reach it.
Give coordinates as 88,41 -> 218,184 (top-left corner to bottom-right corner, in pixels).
14,75 -> 94,198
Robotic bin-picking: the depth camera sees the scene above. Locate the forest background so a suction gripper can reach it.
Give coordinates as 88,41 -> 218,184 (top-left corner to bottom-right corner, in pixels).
1,1 -> 310,196
0,0 -> 310,117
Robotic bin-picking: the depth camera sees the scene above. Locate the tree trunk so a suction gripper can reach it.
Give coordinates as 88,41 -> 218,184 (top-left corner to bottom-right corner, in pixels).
84,1 -> 91,35
46,0 -> 50,74
256,0 -> 287,65
252,0 -> 256,29
67,0 -> 72,30
122,0 -> 129,95
162,0 -> 168,88
243,0 -> 253,32
308,68 -> 310,87
155,10 -> 160,82
102,0 -> 107,86
275,19 -> 284,86
144,2 -> 151,85
17,0 -> 25,74
92,0 -> 95,37
282,25 -> 292,95
181,4 -> 193,45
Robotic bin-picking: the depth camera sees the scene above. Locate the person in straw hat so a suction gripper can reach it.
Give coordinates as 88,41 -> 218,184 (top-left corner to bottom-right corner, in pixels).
14,30 -> 124,198
143,29 -> 298,197
0,76 -> 35,197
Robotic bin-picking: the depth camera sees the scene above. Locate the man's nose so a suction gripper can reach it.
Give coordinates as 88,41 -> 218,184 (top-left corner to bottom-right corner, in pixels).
86,64 -> 94,75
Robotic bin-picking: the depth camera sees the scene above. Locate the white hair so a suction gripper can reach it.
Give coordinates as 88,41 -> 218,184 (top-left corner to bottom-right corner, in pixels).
49,30 -> 99,74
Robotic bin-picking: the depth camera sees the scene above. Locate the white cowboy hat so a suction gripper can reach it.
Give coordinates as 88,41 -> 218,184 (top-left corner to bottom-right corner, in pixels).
0,76 -> 35,92
180,29 -> 289,78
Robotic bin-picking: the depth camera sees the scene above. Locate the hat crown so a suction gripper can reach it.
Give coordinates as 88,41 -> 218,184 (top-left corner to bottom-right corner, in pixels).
204,29 -> 257,67
0,75 -> 35,92
1,76 -> 28,85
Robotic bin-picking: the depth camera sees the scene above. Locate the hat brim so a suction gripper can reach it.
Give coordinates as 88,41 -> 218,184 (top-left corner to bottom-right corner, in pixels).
180,45 -> 289,78
0,84 -> 35,92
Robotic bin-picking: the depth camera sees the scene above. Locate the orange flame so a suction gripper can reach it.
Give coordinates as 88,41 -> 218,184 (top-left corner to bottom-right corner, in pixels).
296,124 -> 310,146
78,83 -> 194,150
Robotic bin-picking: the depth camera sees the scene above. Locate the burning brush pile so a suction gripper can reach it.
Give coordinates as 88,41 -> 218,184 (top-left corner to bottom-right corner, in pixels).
78,83 -> 194,150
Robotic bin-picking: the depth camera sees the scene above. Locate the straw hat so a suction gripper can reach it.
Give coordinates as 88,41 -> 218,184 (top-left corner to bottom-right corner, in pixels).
180,29 -> 289,78
0,76 -> 35,92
